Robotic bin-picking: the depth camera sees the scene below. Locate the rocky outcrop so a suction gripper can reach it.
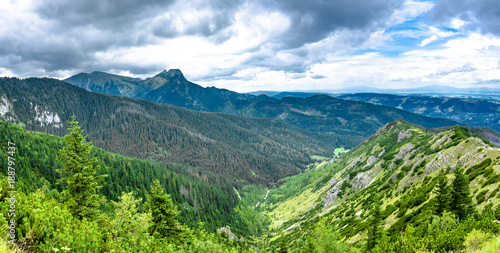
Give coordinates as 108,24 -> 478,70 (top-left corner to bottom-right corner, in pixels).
346,156 -> 363,170
329,178 -> 338,189
323,179 -> 343,207
397,129 -> 411,143
395,143 -> 415,160
366,156 -> 377,166
430,133 -> 451,150
351,172 -> 372,191
378,149 -> 385,158
218,226 -> 241,241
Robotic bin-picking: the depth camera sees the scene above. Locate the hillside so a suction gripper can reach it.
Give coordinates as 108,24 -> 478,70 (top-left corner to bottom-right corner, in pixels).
65,70 -> 458,148
0,120 -> 261,252
259,121 -> 500,252
0,77 -> 334,185
0,120 -> 241,232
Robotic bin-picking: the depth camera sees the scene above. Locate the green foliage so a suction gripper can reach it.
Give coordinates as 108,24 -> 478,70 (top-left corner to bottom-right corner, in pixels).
56,116 -> 107,220
367,201 -> 383,251
451,167 -> 475,221
0,120 -> 241,232
108,192 -> 153,252
0,189 -> 105,252
463,229 -> 493,252
145,180 -> 183,243
433,171 -> 451,215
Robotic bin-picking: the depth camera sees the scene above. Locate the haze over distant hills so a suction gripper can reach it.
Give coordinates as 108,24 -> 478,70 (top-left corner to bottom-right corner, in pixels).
249,85 -> 500,98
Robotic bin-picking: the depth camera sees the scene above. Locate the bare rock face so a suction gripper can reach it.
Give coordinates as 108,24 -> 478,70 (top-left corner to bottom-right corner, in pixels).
378,149 -> 385,158
388,162 -> 395,170
395,143 -> 415,160
323,189 -> 339,207
346,156 -> 363,170
329,178 -> 338,189
218,226 -> 240,241
397,129 -> 411,143
323,179 -> 342,207
366,156 -> 378,166
351,172 -> 372,191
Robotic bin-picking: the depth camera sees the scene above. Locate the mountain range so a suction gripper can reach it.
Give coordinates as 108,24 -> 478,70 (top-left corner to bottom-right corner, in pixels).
2,68 -> 500,251
250,85 -> 500,98
339,93 -> 500,135
64,69 -> 459,147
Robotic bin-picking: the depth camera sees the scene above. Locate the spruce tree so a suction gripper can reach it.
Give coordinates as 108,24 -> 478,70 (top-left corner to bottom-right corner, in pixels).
145,179 -> 183,242
451,167 -> 475,220
57,116 -> 107,220
367,200 -> 382,252
434,170 -> 451,215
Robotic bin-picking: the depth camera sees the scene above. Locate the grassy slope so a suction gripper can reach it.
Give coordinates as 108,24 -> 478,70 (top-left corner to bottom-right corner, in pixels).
261,120 -> 500,244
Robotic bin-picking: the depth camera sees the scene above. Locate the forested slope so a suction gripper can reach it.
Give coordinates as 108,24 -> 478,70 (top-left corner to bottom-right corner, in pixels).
0,77 -> 335,185
66,70 -> 459,149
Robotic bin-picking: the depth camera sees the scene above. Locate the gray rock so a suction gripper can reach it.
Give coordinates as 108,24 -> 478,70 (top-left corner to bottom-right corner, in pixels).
397,129 -> 411,143
395,143 -> 415,160
351,172 -> 373,191
218,226 -> 240,241
367,156 -> 377,166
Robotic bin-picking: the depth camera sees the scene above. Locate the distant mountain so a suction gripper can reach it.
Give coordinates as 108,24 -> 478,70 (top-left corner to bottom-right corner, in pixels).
339,93 -> 500,133
270,92 -> 326,99
64,71 -> 141,96
65,70 -> 458,149
66,69 -> 261,111
250,85 -> 500,98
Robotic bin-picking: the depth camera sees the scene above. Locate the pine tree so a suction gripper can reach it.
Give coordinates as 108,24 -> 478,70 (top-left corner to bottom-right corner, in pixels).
57,116 -> 107,220
145,179 -> 183,242
451,167 -> 475,220
434,170 -> 451,215
367,200 -> 382,252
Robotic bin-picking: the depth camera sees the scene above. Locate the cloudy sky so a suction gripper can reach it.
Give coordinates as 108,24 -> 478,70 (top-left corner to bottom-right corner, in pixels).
2,0 -> 500,92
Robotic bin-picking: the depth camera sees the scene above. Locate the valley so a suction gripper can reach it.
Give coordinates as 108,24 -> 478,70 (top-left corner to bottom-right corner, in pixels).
3,1 -> 500,252
1,73 -> 500,252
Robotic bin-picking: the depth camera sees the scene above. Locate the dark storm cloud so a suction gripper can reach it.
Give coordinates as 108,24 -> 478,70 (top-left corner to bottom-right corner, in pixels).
152,0 -> 244,38
262,0 -> 404,48
2,0 -> 405,78
35,0 -> 174,31
428,0 -> 500,36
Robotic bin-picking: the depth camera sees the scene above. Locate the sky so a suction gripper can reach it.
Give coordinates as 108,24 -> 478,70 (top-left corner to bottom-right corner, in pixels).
1,0 -> 500,92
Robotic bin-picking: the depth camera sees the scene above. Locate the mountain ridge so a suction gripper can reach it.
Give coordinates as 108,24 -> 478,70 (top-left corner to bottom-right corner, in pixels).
64,69 -> 459,149
262,120 -> 500,251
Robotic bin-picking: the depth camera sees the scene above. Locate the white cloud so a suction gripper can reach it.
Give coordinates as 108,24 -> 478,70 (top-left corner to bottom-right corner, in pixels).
420,34 -> 438,46
388,0 -> 434,26
208,32 -> 500,92
450,18 -> 467,30
419,26 -> 457,47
